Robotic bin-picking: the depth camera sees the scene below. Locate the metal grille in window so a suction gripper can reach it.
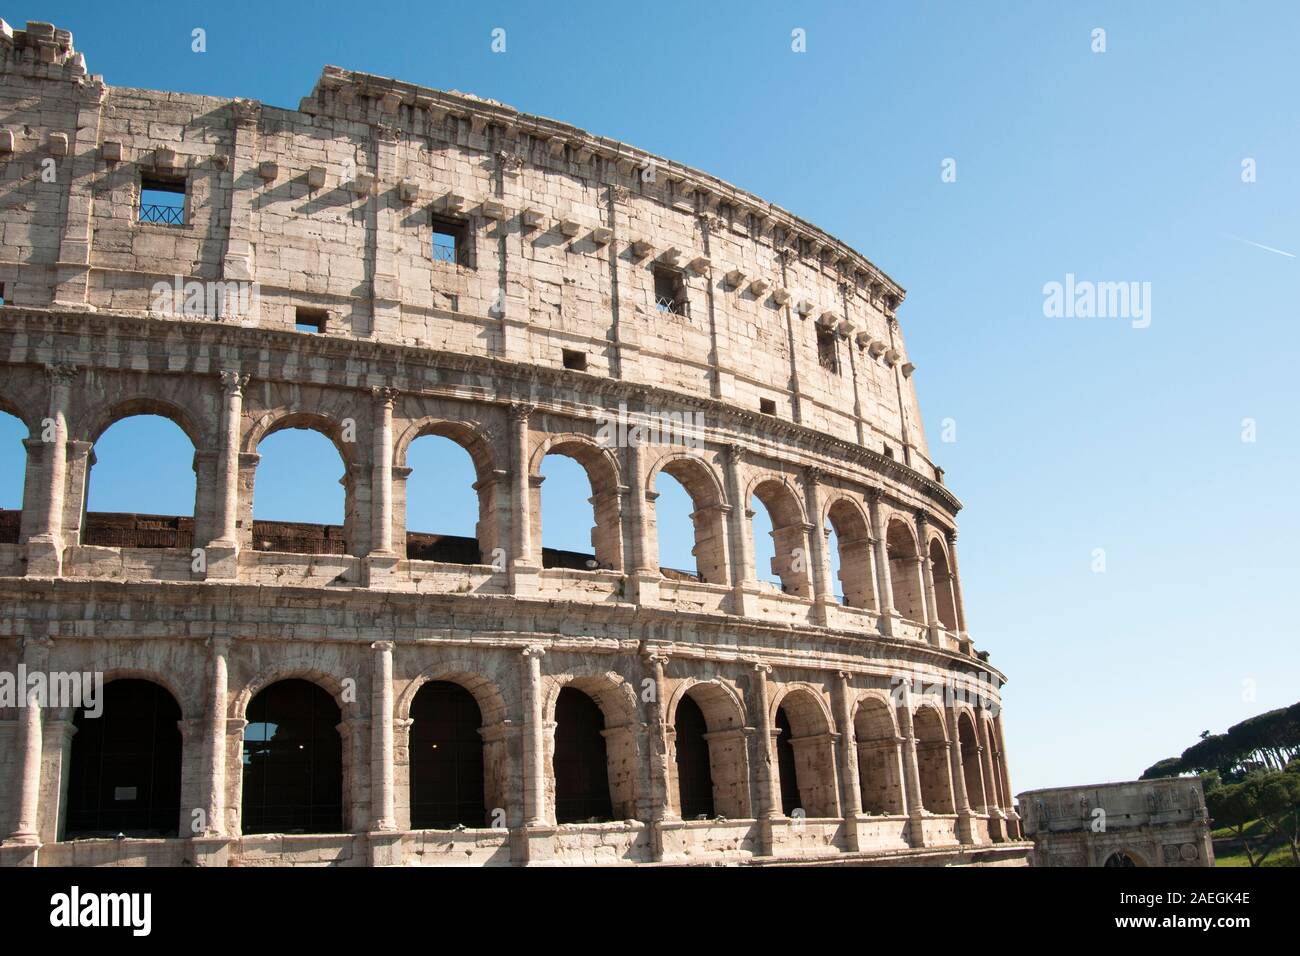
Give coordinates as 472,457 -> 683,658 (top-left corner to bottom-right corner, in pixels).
139,175 -> 186,226
654,266 -> 688,316
432,217 -> 470,266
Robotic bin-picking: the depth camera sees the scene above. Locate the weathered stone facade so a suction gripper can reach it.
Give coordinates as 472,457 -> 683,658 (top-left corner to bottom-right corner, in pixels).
0,20 -> 1028,866
1017,779 -> 1214,867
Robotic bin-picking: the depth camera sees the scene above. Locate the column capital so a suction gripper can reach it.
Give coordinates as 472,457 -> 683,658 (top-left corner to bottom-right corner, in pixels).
802,464 -> 827,485
749,659 -> 772,677
915,508 -> 931,530
371,386 -> 398,406
220,369 -> 249,396
44,363 -> 79,387
521,643 -> 546,659
206,635 -> 232,654
722,443 -> 747,466
370,640 -> 394,653
509,402 -> 536,423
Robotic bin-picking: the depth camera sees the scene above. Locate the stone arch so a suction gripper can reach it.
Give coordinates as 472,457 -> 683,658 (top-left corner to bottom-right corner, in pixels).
64,677 -> 184,839
980,713 -> 1007,810
397,418 -> 503,564
747,473 -> 811,597
530,434 -> 624,570
911,702 -> 954,813
82,402 -> 203,545
395,661 -> 513,828
928,536 -> 958,630
85,396 -> 206,450
886,516 -> 925,622
0,391 -> 40,436
825,493 -> 876,609
239,676 -> 346,835
0,404 -> 31,541
853,691 -> 905,814
769,683 -> 838,818
664,678 -> 750,820
647,451 -> 729,584
232,661 -> 357,720
543,670 -> 640,822
244,410 -> 357,555
956,708 -> 986,811
1102,847 -> 1147,867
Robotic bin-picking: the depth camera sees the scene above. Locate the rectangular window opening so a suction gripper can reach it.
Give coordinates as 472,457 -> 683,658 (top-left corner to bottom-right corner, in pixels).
295,307 -> 328,334
431,216 -> 470,267
139,174 -> 187,226
817,326 -> 840,374
653,265 -> 688,317
562,348 -> 587,371
760,398 -> 777,416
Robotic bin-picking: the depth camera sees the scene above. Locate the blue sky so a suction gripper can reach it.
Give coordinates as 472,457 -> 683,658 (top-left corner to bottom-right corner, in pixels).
3,1 -> 1298,792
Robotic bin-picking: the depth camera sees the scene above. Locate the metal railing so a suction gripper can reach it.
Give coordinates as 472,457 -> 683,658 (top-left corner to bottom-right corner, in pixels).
139,202 -> 185,226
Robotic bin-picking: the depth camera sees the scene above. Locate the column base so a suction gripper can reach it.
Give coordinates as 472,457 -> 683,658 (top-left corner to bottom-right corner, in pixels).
625,570 -> 660,606
732,584 -> 760,617
957,808 -> 979,845
201,543 -> 239,580
0,840 -> 41,867
510,562 -> 540,596
24,537 -> 63,577
812,597 -> 837,627
190,835 -> 233,867
907,811 -> 929,848
366,829 -> 404,867
364,551 -> 401,587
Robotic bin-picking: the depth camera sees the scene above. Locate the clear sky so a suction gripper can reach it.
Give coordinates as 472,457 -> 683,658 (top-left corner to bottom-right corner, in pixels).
3,1 -> 1297,792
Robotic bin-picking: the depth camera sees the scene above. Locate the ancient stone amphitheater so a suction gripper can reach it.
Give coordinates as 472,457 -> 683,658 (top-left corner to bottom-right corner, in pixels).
0,21 -> 1027,866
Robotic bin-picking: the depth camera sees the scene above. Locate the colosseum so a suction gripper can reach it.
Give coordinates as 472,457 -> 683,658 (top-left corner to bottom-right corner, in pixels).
0,21 -> 1027,866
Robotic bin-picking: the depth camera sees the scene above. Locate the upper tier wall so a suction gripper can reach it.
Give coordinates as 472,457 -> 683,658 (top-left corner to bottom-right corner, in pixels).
0,20 -> 939,480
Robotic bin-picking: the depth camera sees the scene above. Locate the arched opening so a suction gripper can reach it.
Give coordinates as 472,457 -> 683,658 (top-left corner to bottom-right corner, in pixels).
774,707 -> 800,816
855,697 -> 904,814
957,711 -> 985,810
64,679 -> 182,838
654,458 -> 728,584
929,538 -> 958,630
912,706 -> 954,813
553,687 -> 613,823
673,694 -> 713,819
772,689 -> 838,818
85,414 -> 196,548
886,519 -> 925,622
982,716 -> 1007,810
404,433 -> 489,565
751,479 -> 809,597
1104,850 -> 1139,867
536,443 -> 621,571
252,425 -> 348,554
667,682 -> 749,820
241,679 -> 343,835
827,498 -> 876,609
0,410 -> 25,543
408,680 -> 486,828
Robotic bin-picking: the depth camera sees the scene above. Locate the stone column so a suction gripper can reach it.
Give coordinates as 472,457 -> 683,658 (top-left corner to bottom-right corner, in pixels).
509,404 -> 539,595
624,429 -> 659,605
866,491 -> 895,636
221,99 -> 260,303
947,709 -> 975,845
723,445 -> 757,616
946,529 -> 969,636
520,645 -> 547,826
211,372 -> 247,548
370,640 -> 396,831
370,124 -> 401,339
26,365 -> 76,576
802,466 -> 835,625
203,636 -> 230,836
751,662 -> 777,855
370,388 -> 396,555
7,635 -> 52,844
835,672 -> 862,850
52,77 -> 107,307
917,511 -> 942,644
896,681 -> 927,846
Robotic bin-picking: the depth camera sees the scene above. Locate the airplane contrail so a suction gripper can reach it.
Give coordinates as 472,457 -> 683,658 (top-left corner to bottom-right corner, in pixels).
1224,234 -> 1295,258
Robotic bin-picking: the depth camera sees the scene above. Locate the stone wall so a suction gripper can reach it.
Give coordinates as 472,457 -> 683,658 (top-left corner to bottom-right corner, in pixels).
1017,778 -> 1214,867
0,20 -> 1028,867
